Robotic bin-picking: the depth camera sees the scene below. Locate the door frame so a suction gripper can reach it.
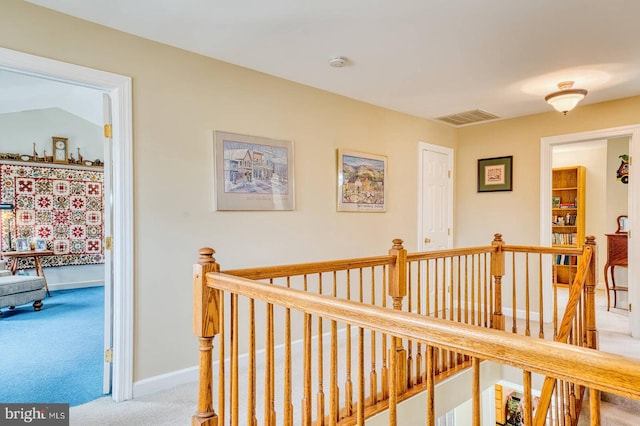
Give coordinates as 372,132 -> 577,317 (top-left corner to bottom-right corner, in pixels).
0,47 -> 134,400
418,142 -> 454,251
540,124 -> 640,337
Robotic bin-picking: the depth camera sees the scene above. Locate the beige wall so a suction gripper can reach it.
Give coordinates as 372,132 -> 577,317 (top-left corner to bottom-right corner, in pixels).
457,96 -> 640,248
1,0 -> 457,381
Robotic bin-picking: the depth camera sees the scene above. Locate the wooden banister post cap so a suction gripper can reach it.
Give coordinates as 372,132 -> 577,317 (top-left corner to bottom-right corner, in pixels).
585,235 -> 596,245
493,233 -> 503,242
391,239 -> 404,249
197,247 -> 217,265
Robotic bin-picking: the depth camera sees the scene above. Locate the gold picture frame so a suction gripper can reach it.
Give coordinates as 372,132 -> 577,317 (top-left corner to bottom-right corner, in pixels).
52,136 -> 68,164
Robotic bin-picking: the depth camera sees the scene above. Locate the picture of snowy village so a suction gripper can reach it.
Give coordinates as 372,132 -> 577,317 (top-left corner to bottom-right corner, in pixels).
222,140 -> 289,194
339,152 -> 386,211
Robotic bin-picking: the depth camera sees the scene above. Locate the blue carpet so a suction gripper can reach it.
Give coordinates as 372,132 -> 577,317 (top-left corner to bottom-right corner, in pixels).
0,286 -> 105,407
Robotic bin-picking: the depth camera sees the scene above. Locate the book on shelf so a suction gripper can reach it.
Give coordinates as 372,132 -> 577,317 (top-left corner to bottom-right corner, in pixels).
555,254 -> 578,266
552,232 -> 578,245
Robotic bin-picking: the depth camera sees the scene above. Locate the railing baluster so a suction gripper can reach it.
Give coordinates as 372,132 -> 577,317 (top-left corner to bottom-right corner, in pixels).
317,273 -> 325,426
449,257 -> 455,369
302,274 -> 312,426
381,266 -> 389,401
464,255 -> 469,325
406,263 -> 413,389
218,293 -> 225,426
358,327 -> 365,424
231,293 -> 239,426
264,298 -> 275,426
247,299 -> 256,425
483,252 -> 488,327
388,335 -> 397,426
416,261 -> 423,383
370,267 -> 380,400
525,252 -> 531,336
426,345 -> 435,426
538,254 -> 544,338
512,252 -> 517,334
285,278 -> 293,425
472,357 -> 480,426
344,270 -> 353,416
524,370 -> 532,426
329,273 -> 338,425
471,255 -> 476,326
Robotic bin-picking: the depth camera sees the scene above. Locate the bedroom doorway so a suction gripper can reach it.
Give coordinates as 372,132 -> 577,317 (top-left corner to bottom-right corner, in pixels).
418,142 -> 454,251
541,125 -> 640,338
0,47 -> 134,401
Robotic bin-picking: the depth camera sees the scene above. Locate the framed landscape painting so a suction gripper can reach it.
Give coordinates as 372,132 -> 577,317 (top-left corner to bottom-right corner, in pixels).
214,131 -> 295,210
337,149 -> 387,212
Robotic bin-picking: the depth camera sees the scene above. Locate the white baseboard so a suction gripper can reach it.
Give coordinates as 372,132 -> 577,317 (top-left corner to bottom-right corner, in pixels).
133,365 -> 199,398
48,280 -> 104,291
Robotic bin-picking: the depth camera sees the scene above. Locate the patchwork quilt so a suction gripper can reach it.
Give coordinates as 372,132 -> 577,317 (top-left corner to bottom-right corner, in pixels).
0,163 -> 104,268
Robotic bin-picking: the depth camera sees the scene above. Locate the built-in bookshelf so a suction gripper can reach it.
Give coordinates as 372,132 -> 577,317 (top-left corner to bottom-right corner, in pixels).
552,166 -> 586,286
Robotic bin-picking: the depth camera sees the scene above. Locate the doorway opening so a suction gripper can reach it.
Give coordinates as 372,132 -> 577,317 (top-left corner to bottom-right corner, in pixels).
0,47 -> 134,401
540,125 -> 640,338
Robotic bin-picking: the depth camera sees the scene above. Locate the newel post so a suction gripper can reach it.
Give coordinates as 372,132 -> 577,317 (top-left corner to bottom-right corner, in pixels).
388,238 -> 408,395
584,236 -> 598,350
491,234 -> 505,331
192,247 -> 221,426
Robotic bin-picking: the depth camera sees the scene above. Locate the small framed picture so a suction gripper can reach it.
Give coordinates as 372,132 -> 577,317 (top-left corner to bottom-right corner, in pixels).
552,197 -> 561,208
477,156 -> 513,192
35,238 -> 47,251
16,238 -> 30,252
52,136 -> 69,164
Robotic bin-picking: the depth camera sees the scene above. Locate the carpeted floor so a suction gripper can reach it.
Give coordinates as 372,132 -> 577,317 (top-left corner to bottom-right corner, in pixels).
0,286 -> 105,407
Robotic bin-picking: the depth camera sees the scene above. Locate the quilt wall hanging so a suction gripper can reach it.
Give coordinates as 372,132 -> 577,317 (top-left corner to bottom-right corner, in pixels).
0,163 -> 104,269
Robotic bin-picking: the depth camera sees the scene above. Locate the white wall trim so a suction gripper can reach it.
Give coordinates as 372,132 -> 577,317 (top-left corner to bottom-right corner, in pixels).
540,124 -> 640,338
0,47 -> 135,400
133,366 -> 199,398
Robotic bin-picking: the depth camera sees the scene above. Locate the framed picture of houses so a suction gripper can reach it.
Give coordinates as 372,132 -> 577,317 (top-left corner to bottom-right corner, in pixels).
213,131 -> 295,211
337,149 -> 387,212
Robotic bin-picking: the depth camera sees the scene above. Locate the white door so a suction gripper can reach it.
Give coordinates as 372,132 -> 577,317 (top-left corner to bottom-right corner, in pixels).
418,142 -> 453,251
102,93 -> 113,394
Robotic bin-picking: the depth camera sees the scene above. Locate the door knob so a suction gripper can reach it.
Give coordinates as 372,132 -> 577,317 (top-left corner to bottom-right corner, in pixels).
424,237 -> 431,243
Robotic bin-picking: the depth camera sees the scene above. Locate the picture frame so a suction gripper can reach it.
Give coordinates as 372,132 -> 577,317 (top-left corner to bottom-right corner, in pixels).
337,149 -> 387,212
16,237 -> 30,252
213,131 -> 295,211
552,196 -> 561,208
35,238 -> 47,251
477,155 -> 513,192
52,136 -> 69,164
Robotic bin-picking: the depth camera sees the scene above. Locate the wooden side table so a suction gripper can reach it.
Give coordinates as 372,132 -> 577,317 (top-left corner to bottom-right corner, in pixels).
2,250 -> 54,296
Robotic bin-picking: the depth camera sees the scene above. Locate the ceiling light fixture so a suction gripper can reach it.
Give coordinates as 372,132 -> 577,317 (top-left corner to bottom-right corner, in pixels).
545,81 -> 588,115
328,56 -> 348,68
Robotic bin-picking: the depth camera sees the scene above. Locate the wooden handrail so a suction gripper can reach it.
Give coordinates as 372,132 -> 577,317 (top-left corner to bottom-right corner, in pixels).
223,255 -> 396,280
502,245 -> 584,255
205,271 -> 640,401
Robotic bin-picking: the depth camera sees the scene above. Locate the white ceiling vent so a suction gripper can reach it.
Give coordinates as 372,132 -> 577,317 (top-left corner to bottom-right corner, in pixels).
435,109 -> 499,126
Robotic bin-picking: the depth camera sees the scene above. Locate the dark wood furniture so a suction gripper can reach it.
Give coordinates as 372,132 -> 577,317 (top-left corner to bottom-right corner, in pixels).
604,216 -> 628,310
2,250 -> 53,297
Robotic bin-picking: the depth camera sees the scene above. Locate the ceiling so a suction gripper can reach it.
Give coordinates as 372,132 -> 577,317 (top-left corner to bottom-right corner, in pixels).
23,0 -> 640,125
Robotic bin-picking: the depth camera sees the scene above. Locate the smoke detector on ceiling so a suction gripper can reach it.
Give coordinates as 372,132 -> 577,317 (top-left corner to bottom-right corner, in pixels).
328,56 -> 348,68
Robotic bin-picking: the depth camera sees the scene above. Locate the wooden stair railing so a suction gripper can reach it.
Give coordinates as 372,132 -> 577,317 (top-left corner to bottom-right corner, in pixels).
533,237 -> 596,425
194,262 -> 640,425
192,235 -> 601,425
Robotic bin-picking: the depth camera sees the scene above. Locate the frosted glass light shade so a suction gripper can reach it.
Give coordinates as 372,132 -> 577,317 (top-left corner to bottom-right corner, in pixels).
544,81 -> 588,115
